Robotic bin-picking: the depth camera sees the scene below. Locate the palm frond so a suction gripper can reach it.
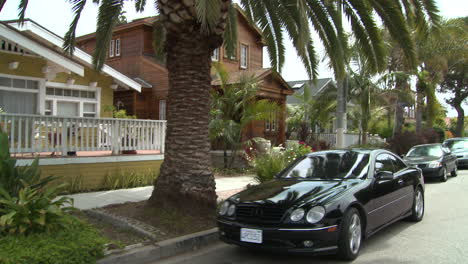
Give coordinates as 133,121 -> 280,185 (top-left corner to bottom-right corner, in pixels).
152,19 -> 166,63
93,0 -> 124,71
196,0 -> 221,34
135,0 -> 146,12
63,0 -> 87,55
367,0 -> 417,69
0,0 -> 7,12
223,3 -> 238,59
17,0 -> 29,24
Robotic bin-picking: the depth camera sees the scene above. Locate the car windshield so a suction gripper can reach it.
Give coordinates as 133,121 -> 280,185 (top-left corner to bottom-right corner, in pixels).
407,145 -> 442,157
445,140 -> 468,151
280,151 -> 370,180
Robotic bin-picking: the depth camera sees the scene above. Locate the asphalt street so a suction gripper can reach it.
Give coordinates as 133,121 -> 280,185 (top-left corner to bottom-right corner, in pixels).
156,170 -> 468,264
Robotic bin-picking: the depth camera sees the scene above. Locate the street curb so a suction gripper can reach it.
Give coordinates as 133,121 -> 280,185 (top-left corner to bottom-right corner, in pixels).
97,228 -> 219,264
85,209 -> 158,241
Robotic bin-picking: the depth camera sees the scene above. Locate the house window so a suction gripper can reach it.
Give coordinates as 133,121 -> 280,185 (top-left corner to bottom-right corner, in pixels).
159,100 -> 166,120
224,45 -> 237,60
211,48 -> 220,61
83,103 -> 97,117
265,111 -> 278,132
109,39 -> 115,58
45,100 -> 53,115
0,75 -> 40,114
240,44 -> 249,69
115,39 -> 121,56
45,83 -> 100,118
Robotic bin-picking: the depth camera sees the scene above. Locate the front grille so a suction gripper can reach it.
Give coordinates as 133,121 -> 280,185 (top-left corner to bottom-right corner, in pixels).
457,155 -> 463,158
236,204 -> 286,223
417,164 -> 427,168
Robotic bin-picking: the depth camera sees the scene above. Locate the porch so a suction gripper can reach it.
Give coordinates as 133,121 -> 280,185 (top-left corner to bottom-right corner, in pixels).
1,113 -> 166,157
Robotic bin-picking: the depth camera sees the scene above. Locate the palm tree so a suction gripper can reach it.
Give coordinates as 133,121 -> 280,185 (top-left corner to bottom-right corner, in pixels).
210,63 -> 277,169
4,0 -> 438,211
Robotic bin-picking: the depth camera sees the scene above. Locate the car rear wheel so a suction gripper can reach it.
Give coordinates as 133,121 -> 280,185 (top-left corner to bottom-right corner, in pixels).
337,208 -> 362,261
440,166 -> 448,182
408,187 -> 424,222
451,166 -> 458,177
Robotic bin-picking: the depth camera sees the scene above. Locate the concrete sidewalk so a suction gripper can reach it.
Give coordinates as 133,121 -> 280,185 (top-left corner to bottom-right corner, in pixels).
66,175 -> 256,210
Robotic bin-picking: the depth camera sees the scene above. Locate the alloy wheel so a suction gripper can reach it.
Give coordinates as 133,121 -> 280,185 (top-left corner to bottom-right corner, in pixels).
348,214 -> 361,255
415,190 -> 424,219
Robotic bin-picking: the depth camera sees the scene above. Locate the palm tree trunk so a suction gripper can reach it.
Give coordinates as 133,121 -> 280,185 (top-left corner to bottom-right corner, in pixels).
149,29 -> 218,210
415,88 -> 424,134
393,80 -> 405,136
455,105 -> 465,137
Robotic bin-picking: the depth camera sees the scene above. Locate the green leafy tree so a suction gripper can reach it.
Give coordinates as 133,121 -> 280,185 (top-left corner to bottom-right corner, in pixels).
3,0 -> 436,211
210,63 -> 278,168
438,17 -> 468,137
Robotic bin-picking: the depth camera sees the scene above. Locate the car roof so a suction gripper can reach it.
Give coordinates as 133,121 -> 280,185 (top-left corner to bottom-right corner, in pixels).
410,143 -> 442,148
306,149 -> 376,156
444,137 -> 468,141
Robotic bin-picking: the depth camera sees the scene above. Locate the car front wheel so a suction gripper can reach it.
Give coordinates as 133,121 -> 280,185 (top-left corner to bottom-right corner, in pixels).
408,187 -> 424,222
337,208 -> 362,261
440,166 -> 448,182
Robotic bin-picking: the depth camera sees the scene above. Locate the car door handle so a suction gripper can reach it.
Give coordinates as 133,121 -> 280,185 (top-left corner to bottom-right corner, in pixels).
398,179 -> 404,185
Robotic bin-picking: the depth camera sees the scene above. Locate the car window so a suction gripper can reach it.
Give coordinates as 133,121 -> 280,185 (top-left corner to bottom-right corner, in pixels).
375,154 -> 395,173
389,155 -> 407,172
280,151 -> 370,180
445,140 -> 468,151
406,145 -> 443,157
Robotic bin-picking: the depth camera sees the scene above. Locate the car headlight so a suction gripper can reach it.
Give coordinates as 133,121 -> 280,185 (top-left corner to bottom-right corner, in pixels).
428,161 -> 442,168
219,201 -> 229,215
290,208 -> 305,222
306,206 -> 326,224
227,204 -> 236,216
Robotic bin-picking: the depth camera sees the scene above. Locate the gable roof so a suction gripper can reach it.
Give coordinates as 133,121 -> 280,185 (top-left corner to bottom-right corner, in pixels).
76,5 -> 265,45
212,68 -> 293,95
2,19 -> 141,92
286,78 -> 334,104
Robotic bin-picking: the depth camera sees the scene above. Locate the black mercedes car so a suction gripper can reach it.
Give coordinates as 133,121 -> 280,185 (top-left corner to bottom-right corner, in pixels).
218,149 -> 424,261
443,137 -> 468,168
403,143 -> 457,182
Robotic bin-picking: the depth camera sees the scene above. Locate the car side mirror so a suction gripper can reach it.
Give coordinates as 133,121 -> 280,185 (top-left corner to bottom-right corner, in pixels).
375,171 -> 394,181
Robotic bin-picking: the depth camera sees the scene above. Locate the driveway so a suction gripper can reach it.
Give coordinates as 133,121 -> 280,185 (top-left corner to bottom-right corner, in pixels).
156,170 -> 468,264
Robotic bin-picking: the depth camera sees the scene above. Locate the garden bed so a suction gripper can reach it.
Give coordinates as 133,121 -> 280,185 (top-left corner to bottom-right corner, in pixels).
99,201 -> 217,242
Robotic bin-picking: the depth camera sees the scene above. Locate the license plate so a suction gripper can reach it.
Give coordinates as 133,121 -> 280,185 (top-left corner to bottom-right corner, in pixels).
240,228 -> 262,244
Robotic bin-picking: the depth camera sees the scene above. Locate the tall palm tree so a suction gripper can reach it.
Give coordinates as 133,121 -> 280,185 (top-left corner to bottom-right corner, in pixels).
3,0 -> 438,211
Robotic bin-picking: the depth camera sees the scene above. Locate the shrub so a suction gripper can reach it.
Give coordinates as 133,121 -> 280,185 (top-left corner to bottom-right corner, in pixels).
0,183 -> 74,235
0,132 -> 56,198
388,129 -> 442,155
251,143 -> 313,183
103,169 -> 157,190
251,151 -> 287,183
0,216 -> 107,264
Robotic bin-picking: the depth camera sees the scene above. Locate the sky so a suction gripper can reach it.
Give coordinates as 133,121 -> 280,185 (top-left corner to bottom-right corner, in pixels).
0,0 -> 467,116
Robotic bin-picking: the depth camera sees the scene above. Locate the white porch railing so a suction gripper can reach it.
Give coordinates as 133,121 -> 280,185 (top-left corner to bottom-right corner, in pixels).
0,113 -> 166,155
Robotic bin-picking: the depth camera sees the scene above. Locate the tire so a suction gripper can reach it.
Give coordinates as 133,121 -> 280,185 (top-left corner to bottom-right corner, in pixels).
451,165 -> 458,177
408,187 -> 424,222
440,166 -> 448,182
337,208 -> 362,261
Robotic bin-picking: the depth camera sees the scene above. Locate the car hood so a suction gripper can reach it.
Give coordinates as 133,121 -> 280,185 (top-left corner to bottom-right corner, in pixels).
231,179 -> 362,207
404,156 -> 439,164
